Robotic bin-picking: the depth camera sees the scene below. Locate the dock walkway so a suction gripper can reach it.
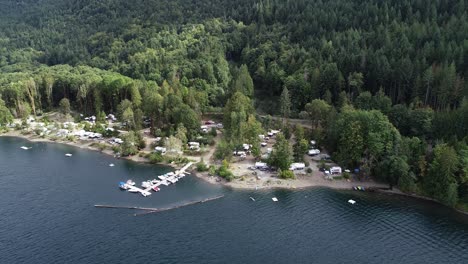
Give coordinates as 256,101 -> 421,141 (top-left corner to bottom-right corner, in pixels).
123,162 -> 193,197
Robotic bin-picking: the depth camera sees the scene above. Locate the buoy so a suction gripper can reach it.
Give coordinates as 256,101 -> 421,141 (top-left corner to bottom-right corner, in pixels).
348,199 -> 356,204
272,197 -> 278,202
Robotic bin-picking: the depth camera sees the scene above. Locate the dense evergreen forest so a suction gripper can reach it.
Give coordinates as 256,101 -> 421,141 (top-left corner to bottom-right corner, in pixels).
0,0 -> 467,209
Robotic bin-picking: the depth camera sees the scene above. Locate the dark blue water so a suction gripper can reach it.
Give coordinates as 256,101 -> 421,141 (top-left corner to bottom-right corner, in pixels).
1,137 -> 468,264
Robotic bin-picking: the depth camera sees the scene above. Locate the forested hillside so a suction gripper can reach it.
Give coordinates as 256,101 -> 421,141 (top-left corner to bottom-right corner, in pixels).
0,0 -> 467,208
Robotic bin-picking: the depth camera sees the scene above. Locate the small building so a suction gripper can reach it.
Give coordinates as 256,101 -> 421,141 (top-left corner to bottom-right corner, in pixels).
330,166 -> 342,175
261,142 -> 267,147
242,144 -> 251,151
289,162 -> 306,171
258,134 -> 265,140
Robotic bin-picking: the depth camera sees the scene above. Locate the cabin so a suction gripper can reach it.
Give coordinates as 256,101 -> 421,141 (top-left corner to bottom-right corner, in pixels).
330,166 -> 342,175
289,162 -> 306,171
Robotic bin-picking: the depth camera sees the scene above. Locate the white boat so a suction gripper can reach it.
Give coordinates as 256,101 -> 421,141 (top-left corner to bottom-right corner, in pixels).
158,175 -> 166,180
250,197 -> 256,201
141,191 -> 152,197
179,173 -> 185,177
166,172 -> 175,176
272,197 -> 278,202
65,153 -> 72,157
348,199 -> 356,205
161,180 -> 170,186
142,181 -> 151,188
151,179 -> 159,184
126,180 -> 135,186
109,164 -> 115,167
171,178 -> 178,183
20,146 -> 30,150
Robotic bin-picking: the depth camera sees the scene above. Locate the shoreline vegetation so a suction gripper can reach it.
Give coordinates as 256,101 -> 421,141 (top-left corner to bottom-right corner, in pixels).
2,129 -> 467,216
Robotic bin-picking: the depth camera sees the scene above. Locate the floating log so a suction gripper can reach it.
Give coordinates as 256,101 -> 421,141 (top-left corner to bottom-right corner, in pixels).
94,195 -> 225,216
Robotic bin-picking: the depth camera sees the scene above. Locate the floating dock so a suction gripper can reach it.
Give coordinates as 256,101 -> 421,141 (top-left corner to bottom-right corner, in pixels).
121,162 -> 193,197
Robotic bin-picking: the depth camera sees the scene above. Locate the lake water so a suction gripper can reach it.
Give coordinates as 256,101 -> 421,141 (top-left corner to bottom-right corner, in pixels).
1,137 -> 468,264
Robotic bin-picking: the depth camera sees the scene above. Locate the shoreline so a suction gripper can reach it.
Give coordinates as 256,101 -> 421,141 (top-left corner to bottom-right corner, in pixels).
2,131 -> 467,215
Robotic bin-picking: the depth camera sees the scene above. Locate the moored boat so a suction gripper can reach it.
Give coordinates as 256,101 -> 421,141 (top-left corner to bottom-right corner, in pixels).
126,180 -> 135,186
119,182 -> 128,190
152,186 -> 160,192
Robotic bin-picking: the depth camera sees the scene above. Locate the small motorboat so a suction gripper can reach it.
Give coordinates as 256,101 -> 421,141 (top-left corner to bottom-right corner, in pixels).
250,197 -> 256,201
141,191 -> 151,197
20,146 -> 31,150
161,180 -> 170,186
272,197 -> 278,202
348,199 -> 356,205
142,181 -> 151,188
158,175 -> 166,180
126,180 -> 135,186
65,153 -> 72,157
119,182 -> 128,190
152,186 -> 160,192
151,179 -> 159,184
109,163 -> 115,167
